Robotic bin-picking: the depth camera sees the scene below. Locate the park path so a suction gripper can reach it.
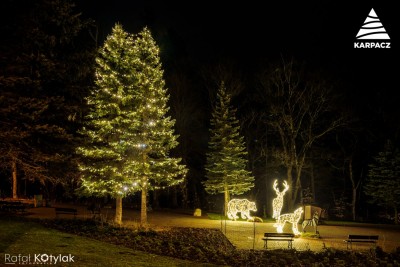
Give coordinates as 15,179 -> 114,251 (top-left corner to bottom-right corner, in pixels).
26,205 -> 400,252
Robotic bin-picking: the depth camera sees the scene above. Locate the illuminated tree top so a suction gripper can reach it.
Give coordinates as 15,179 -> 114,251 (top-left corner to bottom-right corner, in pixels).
77,24 -> 186,198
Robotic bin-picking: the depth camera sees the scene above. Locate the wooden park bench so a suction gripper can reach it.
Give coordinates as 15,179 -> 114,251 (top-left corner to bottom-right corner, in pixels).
344,234 -> 379,249
55,207 -> 77,218
262,233 -> 295,249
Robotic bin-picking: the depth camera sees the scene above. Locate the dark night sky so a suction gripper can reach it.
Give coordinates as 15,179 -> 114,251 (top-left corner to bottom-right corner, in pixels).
76,0 -> 399,113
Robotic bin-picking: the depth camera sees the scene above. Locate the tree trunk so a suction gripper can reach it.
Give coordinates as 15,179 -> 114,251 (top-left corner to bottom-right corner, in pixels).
292,154 -> 305,209
265,172 -> 270,217
292,170 -> 303,208
264,127 -> 270,217
180,178 -> 188,209
349,159 -> 358,221
310,159 -> 315,203
286,166 -> 293,210
141,151 -> 148,226
224,184 -> 230,216
141,186 -> 147,225
179,157 -> 188,209
152,189 -> 159,209
171,186 -> 178,208
12,160 -> 17,199
115,196 -> 122,224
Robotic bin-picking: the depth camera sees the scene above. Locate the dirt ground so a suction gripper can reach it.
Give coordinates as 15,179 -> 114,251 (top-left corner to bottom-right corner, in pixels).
26,205 -> 400,253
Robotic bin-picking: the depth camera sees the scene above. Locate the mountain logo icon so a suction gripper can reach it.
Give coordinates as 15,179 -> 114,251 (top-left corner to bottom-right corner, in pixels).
356,8 -> 390,40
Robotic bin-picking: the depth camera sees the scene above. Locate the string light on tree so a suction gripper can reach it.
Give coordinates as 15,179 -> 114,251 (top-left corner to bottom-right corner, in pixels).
76,24 -> 187,225
129,27 -> 187,225
76,23 -> 140,224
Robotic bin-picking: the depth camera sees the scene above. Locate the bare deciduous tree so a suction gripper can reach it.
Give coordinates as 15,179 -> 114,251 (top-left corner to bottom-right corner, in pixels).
257,60 -> 345,209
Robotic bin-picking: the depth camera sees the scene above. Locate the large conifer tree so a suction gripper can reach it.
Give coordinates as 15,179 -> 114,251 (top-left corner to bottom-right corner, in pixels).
0,0 -> 94,199
77,24 -> 138,224
204,82 -> 254,214
78,25 -> 186,225
131,27 -> 187,225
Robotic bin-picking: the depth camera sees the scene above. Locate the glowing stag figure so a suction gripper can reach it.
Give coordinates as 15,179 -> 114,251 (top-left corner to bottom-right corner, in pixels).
227,199 -> 257,221
272,180 -> 289,219
273,207 -> 303,235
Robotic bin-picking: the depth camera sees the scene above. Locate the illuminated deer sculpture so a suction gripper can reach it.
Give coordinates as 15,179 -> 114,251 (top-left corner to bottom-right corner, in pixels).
272,179 -> 289,219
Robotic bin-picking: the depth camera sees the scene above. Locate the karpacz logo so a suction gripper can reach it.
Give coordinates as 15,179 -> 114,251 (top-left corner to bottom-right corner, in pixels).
354,8 -> 391,49
354,42 -> 390,48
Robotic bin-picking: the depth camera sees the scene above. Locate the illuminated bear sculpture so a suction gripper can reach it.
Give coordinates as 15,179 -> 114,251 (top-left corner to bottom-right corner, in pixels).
227,199 -> 257,221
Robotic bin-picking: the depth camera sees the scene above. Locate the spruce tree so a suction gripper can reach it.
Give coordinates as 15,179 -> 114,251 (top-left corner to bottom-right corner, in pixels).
78,25 -> 187,225
131,27 -> 187,225
77,24 -> 138,224
0,0 -> 94,199
365,141 -> 400,224
204,82 -> 254,215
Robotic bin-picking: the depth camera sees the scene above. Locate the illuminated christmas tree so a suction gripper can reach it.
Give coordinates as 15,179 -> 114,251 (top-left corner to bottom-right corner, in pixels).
78,25 -> 186,225
77,23 -> 139,224
204,83 -> 254,215
131,27 -> 187,225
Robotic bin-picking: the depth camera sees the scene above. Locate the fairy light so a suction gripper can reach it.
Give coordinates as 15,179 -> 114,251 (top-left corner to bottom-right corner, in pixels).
227,199 -> 257,221
77,25 -> 187,210
272,179 -> 289,219
273,207 -> 303,235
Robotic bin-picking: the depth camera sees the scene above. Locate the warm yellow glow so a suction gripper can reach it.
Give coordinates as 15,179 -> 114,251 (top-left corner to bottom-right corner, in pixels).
227,199 -> 257,221
272,180 -> 289,219
273,207 -> 303,235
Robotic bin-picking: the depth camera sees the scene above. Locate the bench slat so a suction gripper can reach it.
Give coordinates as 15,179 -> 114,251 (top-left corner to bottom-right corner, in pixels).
262,241 -> 294,243
344,234 -> 379,249
348,235 -> 378,240
264,233 -> 295,237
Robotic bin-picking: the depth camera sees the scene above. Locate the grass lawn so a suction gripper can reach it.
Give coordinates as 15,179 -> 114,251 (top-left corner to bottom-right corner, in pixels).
0,218 -> 217,267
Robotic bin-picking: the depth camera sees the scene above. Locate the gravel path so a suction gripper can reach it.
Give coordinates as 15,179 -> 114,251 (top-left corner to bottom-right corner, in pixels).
26,205 -> 400,252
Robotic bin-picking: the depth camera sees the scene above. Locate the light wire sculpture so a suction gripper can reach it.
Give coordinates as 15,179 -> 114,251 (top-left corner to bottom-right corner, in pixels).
273,207 -> 304,235
272,179 -> 289,219
227,199 -> 257,221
